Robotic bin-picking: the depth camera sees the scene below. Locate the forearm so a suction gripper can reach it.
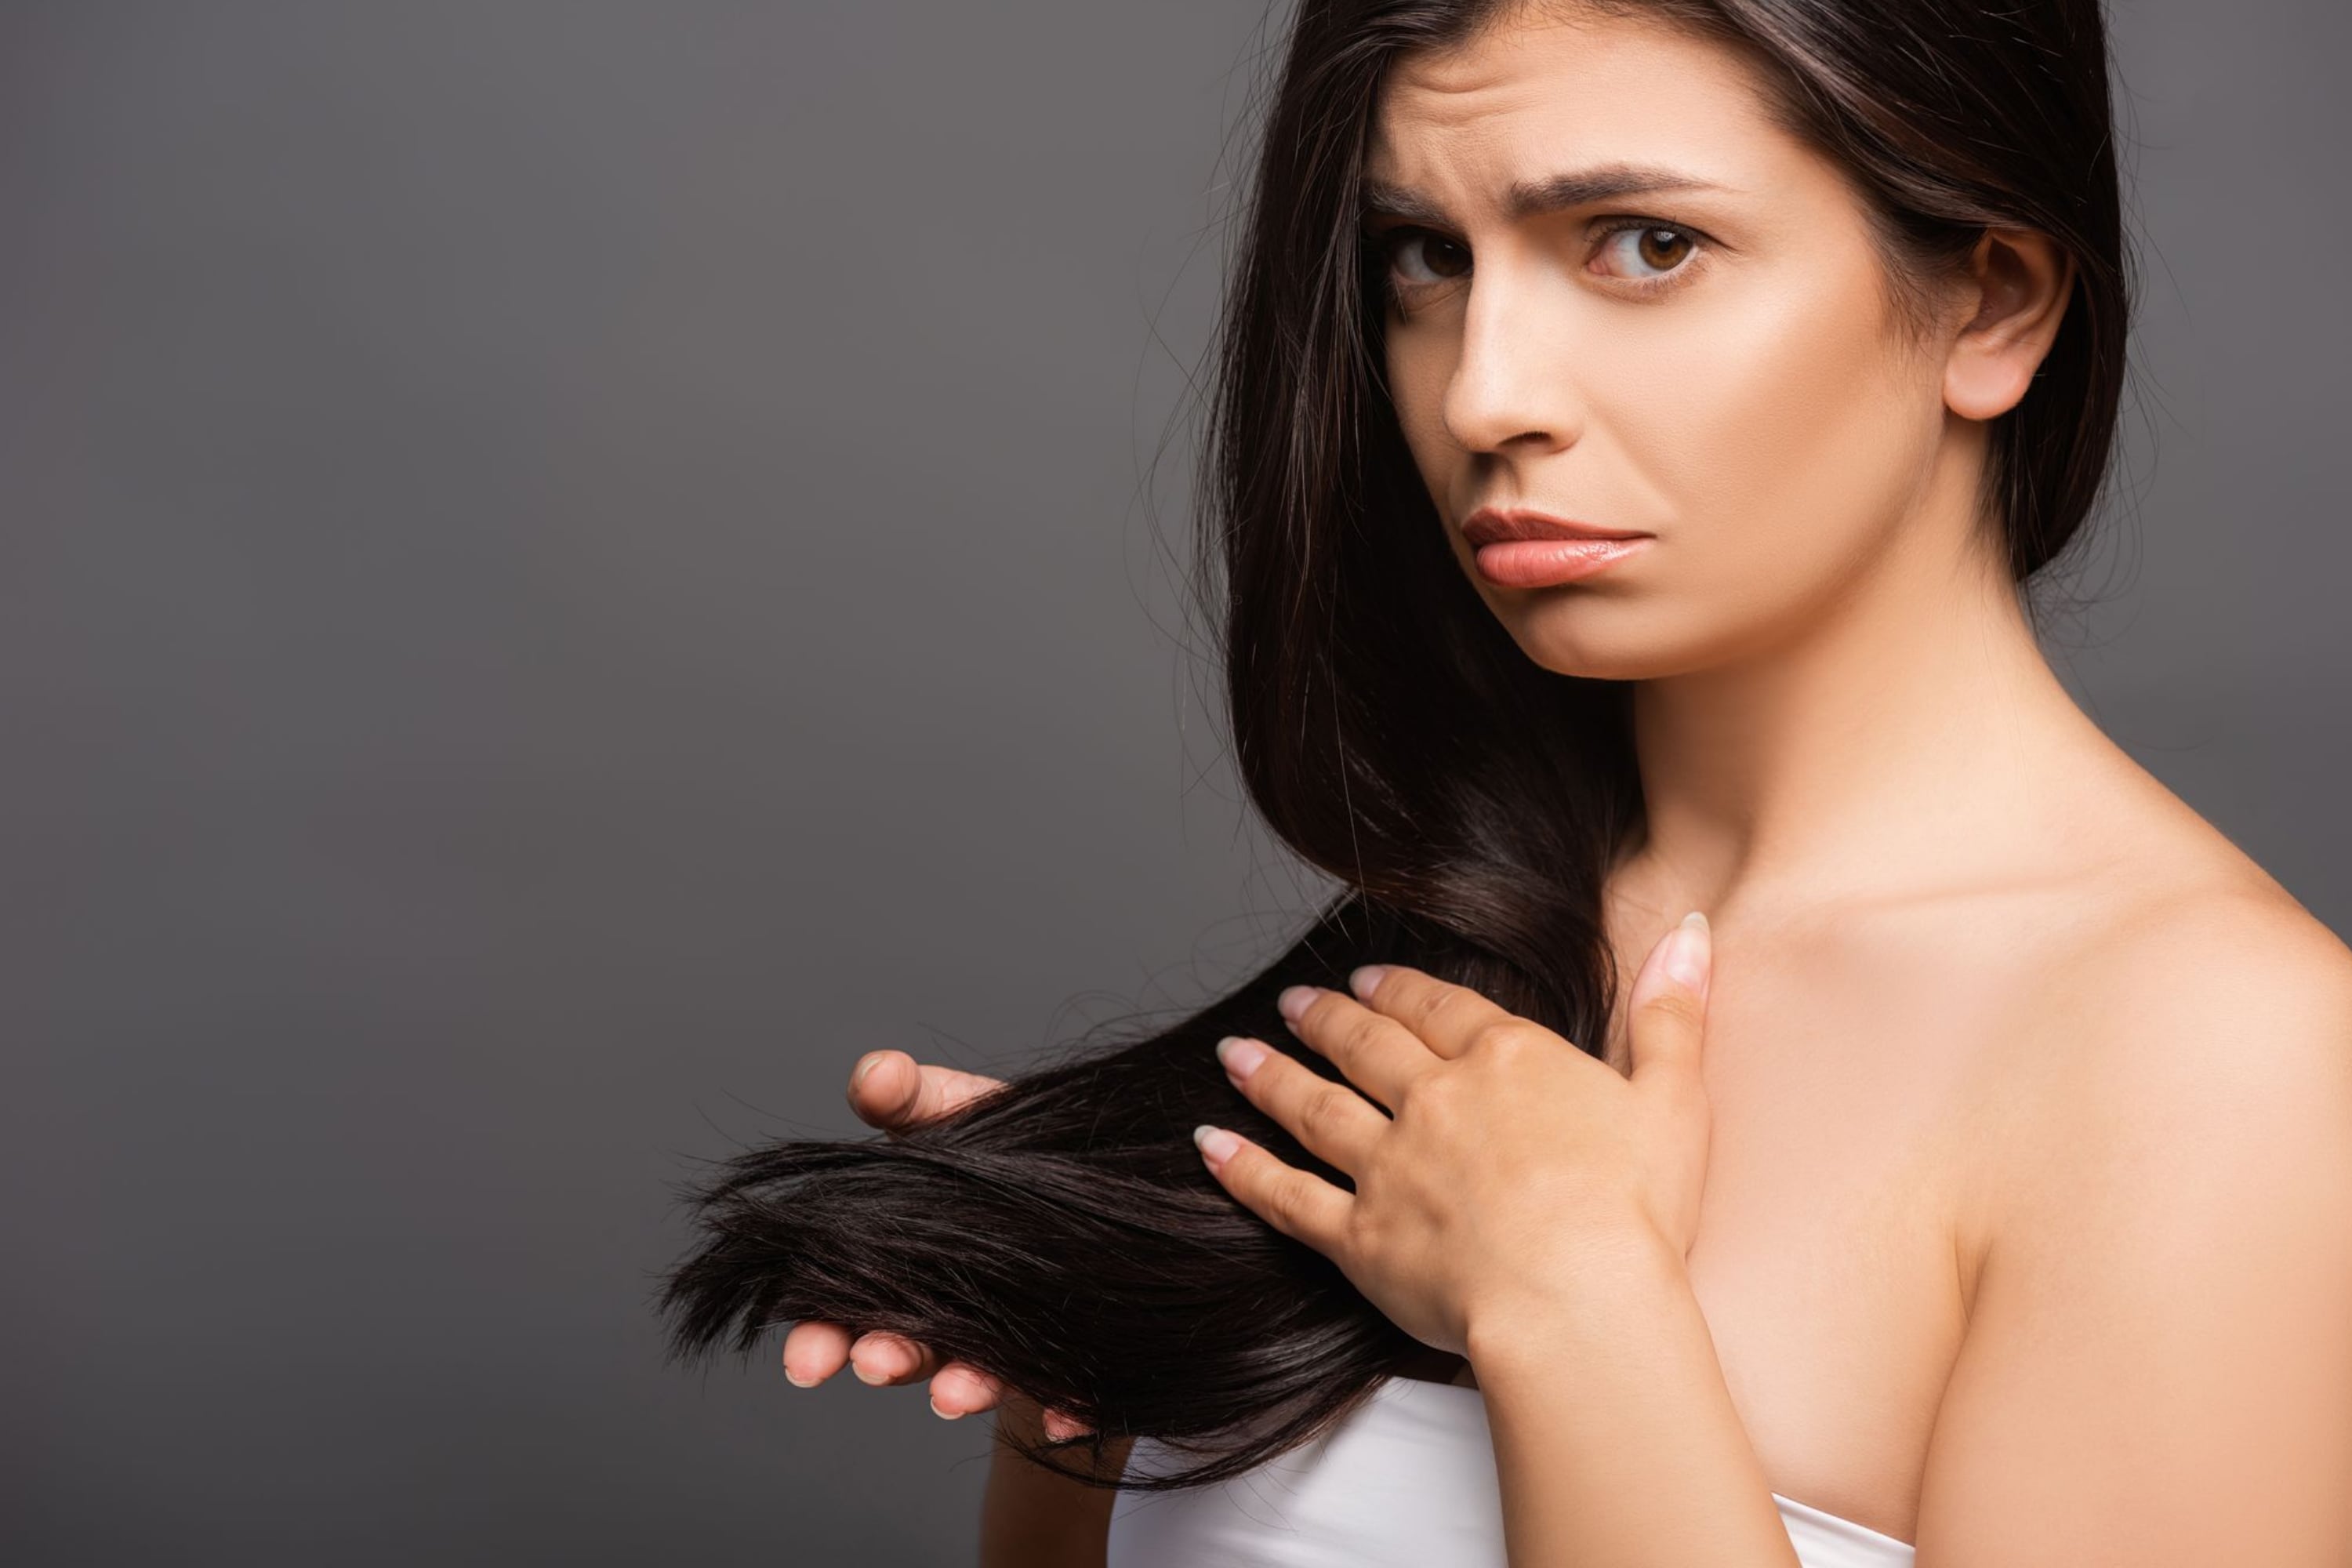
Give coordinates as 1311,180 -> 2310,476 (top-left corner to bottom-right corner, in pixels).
978,1394 -> 1125,1568
1465,1232 -> 1802,1568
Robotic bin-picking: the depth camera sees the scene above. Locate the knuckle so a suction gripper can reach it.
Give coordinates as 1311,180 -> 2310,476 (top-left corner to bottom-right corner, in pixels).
1642,988 -> 1708,1031
1465,1020 -> 1534,1065
1662,1071 -> 1712,1127
1256,1174 -> 1297,1232
1395,1068 -> 1456,1127
1417,988 -> 1474,1036
1406,1061 -> 1459,1104
1296,1085 -> 1349,1142
1273,1176 -> 1319,1239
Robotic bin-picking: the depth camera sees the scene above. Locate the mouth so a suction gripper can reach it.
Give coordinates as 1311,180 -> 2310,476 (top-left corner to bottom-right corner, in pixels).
1459,506 -> 1650,548
1459,506 -> 1654,590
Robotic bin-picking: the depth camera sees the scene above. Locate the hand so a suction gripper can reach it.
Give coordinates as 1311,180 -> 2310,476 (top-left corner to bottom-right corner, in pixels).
1194,913 -> 1716,1359
780,1050 -> 1094,1439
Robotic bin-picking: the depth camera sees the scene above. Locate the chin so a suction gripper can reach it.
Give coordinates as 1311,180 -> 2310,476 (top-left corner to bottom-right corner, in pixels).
1494,598 -> 1701,684
1511,631 -> 1682,684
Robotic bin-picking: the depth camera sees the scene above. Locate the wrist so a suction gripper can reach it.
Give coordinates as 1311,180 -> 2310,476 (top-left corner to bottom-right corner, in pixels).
1464,1225 -> 1688,1377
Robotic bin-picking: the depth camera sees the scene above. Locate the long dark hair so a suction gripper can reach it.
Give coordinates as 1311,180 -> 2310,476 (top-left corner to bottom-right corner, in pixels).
659,0 -> 2131,1491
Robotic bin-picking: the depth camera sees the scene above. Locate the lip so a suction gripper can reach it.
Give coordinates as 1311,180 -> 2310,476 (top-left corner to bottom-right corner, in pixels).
1461,506 -> 1653,589
1460,506 -> 1650,548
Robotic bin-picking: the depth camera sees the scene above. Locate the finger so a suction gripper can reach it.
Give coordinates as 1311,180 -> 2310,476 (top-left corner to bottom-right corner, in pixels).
1042,1407 -> 1094,1442
848,1330 -> 940,1387
927,1364 -> 1092,1438
927,1362 -> 1006,1419
1193,1123 -> 1352,1257
1273,984 -> 1436,1109
1344,964 -> 1517,1058
782,1319 -> 852,1387
1626,911 -> 1712,1092
1215,1035 -> 1386,1175
847,1051 -> 1007,1133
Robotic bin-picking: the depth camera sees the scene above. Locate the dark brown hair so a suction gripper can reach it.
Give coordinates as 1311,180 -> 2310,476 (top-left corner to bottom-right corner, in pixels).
659,0 -> 2131,1491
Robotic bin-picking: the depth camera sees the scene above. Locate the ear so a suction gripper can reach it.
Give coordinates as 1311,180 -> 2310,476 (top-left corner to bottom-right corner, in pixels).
1942,227 -> 2077,422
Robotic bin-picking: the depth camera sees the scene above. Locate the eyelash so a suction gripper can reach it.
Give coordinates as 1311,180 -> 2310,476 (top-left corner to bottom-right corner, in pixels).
1366,216 -> 1709,310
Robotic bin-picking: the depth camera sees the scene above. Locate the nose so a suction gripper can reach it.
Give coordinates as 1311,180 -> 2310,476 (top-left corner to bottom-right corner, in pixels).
1439,264 -> 1581,456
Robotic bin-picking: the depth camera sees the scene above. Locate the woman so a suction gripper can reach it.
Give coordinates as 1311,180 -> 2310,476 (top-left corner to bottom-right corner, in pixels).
665,1 -> 2352,1562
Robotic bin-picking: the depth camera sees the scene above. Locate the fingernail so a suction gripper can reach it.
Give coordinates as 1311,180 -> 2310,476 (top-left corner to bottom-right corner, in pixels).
851,1053 -> 882,1091
851,1356 -> 890,1385
1348,964 -> 1389,998
1276,985 -> 1318,1022
929,1396 -> 964,1421
1193,1123 -> 1240,1169
783,1366 -> 816,1388
1214,1036 -> 1269,1081
1663,910 -> 1711,993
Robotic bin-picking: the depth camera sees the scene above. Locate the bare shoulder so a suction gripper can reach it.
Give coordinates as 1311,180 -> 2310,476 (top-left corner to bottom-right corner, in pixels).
2033,733 -> 2352,1045
1915,868 -> 2352,1560
2054,874 -> 2352,1092
1973,861 -> 2352,1253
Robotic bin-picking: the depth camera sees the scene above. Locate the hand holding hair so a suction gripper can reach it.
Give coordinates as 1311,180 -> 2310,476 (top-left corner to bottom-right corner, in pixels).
656,893 -> 1603,1492
779,1051 -> 1096,1437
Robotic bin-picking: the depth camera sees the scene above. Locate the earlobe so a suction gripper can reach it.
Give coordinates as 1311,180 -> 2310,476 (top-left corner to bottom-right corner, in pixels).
1943,227 -> 2077,422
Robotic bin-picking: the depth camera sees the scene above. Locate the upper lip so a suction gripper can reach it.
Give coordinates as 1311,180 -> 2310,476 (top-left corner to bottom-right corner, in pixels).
1460,506 -> 1650,547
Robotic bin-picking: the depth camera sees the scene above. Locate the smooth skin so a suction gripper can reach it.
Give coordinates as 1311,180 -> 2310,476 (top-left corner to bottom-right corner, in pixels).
789,3 -> 2352,1563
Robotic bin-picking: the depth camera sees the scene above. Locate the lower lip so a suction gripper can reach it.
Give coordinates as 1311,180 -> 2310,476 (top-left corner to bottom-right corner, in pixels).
1471,536 -> 1653,588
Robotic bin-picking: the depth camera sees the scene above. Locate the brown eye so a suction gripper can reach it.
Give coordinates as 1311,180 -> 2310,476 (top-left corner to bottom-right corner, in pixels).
1635,230 -> 1690,269
1592,223 -> 1699,285
1382,227 -> 1471,289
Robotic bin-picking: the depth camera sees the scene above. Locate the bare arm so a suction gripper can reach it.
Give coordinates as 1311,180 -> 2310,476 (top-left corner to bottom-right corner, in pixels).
1907,908 -> 2352,1564
979,1392 -> 1133,1568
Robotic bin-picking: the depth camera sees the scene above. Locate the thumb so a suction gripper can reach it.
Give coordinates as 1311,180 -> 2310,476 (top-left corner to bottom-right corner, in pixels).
849,1052 -> 1009,1134
847,1050 -> 924,1131
1626,909 -> 1711,1090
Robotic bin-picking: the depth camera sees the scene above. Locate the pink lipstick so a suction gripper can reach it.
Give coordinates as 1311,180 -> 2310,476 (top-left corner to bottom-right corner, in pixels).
1460,506 -> 1653,589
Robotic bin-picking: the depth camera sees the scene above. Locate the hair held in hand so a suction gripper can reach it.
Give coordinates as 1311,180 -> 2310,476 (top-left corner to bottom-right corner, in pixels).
658,0 -> 2129,1491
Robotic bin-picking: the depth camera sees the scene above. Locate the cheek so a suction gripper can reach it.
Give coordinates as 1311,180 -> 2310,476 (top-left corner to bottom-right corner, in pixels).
1377,255 -> 1949,675
1382,267 -> 1937,550
1387,342 -> 1460,510
1604,260 -> 1944,621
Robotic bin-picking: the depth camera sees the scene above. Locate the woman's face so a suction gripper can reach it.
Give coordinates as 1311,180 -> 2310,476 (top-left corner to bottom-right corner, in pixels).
1367,4 -> 1980,678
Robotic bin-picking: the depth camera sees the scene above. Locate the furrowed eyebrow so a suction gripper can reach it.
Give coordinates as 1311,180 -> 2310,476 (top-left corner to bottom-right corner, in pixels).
1360,162 -> 1731,226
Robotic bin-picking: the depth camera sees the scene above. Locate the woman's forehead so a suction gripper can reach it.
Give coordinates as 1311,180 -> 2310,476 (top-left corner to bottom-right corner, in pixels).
1366,16 -> 1806,213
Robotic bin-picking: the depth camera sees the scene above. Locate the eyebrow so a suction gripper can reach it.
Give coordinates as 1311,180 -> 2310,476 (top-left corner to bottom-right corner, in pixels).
1360,162 -> 1732,226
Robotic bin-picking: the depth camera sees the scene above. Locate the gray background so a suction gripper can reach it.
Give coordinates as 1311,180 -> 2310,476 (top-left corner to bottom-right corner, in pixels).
2,2 -> 2343,1563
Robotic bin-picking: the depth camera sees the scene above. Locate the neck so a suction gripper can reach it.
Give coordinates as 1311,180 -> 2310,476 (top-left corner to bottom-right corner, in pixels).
1620,459 -> 2114,920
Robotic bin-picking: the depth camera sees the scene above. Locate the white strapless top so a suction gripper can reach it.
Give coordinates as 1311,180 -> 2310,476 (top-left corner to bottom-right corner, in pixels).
1108,1373 -> 1915,1567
